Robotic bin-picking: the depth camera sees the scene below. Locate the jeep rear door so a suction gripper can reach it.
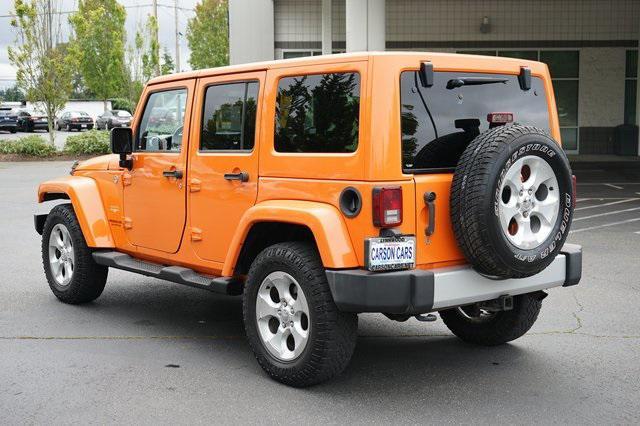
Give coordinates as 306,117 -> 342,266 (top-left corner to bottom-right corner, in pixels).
188,71 -> 265,263
400,70 -> 552,266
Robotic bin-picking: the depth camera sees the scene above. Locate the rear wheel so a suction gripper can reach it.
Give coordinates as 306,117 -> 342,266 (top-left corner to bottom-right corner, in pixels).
42,204 -> 108,304
243,242 -> 358,387
439,293 -> 542,346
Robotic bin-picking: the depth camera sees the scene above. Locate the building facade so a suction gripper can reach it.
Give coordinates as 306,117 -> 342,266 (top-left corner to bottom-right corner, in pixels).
229,0 -> 640,156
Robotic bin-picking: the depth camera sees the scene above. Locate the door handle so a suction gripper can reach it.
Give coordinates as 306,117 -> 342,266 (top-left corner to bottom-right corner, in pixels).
224,171 -> 249,182
424,192 -> 436,236
163,169 -> 183,179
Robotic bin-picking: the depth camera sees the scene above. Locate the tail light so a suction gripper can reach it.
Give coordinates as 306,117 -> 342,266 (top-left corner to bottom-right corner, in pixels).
571,175 -> 577,208
372,187 -> 403,227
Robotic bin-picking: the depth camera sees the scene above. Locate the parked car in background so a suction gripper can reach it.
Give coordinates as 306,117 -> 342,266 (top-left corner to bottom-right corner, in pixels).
56,111 -> 94,131
15,110 -> 49,132
0,110 -> 18,133
96,110 -> 132,130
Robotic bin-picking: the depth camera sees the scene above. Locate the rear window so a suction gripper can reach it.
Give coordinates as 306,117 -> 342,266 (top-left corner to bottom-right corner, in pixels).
275,72 -> 360,153
400,71 -> 550,172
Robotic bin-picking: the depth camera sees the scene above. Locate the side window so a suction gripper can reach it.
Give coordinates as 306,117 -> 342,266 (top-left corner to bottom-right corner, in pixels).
200,81 -> 258,151
275,72 -> 360,153
136,88 -> 188,152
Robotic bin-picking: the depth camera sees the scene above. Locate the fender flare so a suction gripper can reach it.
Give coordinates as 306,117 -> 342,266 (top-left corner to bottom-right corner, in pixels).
223,200 -> 358,276
38,176 -> 115,248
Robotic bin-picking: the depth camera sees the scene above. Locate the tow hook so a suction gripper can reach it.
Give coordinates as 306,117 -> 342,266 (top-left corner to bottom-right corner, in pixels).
480,295 -> 514,312
414,313 -> 437,322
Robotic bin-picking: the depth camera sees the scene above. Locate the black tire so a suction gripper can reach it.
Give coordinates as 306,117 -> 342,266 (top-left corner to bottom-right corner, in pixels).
41,204 -> 108,304
439,293 -> 542,346
243,242 -> 358,387
10,128 -> 16,134
451,125 -> 574,278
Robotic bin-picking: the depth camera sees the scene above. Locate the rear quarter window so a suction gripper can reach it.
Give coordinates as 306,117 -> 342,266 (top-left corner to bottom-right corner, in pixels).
401,71 -> 550,172
275,72 -> 360,153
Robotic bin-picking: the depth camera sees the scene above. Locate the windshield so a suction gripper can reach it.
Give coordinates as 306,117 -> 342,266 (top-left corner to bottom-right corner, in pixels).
400,71 -> 550,172
70,112 -> 89,117
115,110 -> 131,117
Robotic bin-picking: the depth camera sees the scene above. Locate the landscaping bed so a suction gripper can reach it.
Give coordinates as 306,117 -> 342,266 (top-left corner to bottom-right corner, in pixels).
0,130 -> 110,161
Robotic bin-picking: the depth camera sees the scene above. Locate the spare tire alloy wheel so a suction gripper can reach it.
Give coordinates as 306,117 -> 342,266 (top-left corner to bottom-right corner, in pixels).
498,155 -> 559,249
256,271 -> 310,361
451,125 -> 574,278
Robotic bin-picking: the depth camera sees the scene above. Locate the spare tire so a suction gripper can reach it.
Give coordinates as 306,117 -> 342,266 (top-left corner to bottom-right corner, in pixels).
451,125 -> 574,278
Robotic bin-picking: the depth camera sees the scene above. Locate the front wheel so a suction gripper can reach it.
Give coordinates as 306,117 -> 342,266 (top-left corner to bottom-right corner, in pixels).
243,242 -> 358,387
42,204 -> 108,304
439,293 -> 543,346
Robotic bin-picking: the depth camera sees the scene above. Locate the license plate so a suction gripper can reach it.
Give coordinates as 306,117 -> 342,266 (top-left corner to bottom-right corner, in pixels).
81,124 -> 87,128
365,236 -> 416,272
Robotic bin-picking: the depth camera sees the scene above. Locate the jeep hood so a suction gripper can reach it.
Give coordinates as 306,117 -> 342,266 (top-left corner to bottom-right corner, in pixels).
73,155 -> 120,172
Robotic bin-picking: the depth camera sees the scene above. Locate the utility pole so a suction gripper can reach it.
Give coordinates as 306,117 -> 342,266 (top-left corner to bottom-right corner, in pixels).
46,0 -> 53,50
152,0 -> 161,76
174,0 -> 181,72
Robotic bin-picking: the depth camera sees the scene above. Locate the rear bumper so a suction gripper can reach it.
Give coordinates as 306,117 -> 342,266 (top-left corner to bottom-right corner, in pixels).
326,244 -> 582,315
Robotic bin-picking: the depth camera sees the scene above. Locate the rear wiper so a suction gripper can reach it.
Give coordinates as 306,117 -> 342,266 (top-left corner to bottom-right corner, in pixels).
446,77 -> 508,89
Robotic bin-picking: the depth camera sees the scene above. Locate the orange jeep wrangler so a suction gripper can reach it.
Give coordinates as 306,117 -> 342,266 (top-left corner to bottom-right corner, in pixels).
36,52 -> 581,387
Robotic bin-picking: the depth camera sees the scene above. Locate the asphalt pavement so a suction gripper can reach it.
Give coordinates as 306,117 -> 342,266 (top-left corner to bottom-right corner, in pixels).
1,161 -> 639,424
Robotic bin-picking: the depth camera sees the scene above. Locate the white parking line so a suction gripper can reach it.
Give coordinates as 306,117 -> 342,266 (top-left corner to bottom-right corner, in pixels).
603,183 -> 624,190
574,198 -> 639,211
570,217 -> 640,233
574,206 -> 640,221
578,182 -> 640,186
577,198 -> 636,202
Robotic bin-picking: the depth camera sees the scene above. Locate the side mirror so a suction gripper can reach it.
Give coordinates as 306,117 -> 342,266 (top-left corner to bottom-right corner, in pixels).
110,127 -> 133,169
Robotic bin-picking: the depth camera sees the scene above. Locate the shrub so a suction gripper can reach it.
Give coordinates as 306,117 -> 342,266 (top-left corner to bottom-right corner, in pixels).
0,135 -> 56,157
64,130 -> 110,155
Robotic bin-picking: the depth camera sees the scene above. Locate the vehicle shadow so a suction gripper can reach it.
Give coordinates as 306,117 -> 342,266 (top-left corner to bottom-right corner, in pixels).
55,276 -> 553,397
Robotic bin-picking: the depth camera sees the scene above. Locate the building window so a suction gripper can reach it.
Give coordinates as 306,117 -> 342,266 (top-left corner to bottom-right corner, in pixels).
275,72 -> 360,153
200,81 -> 259,151
625,50 -> 638,125
540,51 -> 580,152
282,50 -> 345,59
282,50 -> 323,59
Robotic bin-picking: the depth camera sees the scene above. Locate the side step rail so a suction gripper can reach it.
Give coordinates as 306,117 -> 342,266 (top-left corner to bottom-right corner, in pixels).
92,251 -> 242,295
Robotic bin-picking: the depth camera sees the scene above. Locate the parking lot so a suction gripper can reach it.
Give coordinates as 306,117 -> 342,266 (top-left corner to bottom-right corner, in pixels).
1,161 -> 639,424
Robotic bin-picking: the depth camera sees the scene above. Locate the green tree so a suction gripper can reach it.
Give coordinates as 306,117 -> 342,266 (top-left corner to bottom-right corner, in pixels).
0,85 -> 26,102
142,15 -> 161,81
187,0 -> 229,70
123,28 -> 145,108
8,0 -> 75,146
161,48 -> 176,75
69,0 -> 127,112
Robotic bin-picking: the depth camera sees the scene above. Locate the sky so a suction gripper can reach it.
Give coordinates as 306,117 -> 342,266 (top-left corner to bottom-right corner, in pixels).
0,0 -> 199,89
